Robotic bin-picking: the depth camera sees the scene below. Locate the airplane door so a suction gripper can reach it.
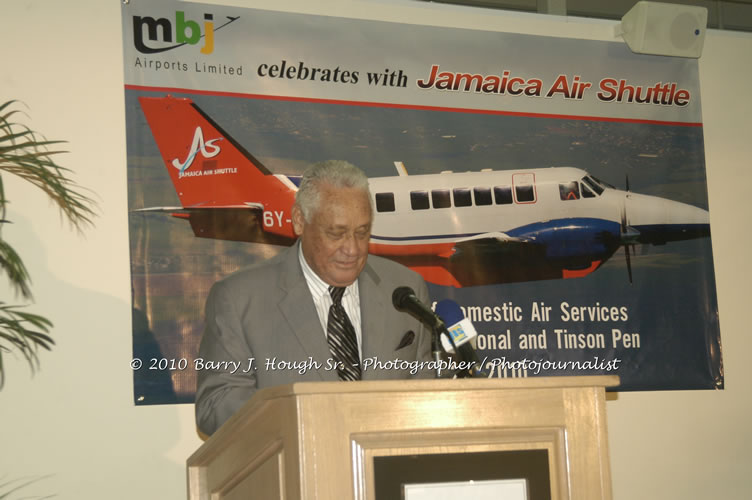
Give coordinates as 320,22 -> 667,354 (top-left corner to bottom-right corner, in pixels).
512,173 -> 537,204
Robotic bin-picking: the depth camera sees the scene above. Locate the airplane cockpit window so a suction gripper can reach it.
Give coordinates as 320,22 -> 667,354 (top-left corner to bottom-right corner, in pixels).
375,192 -> 395,212
494,186 -> 513,205
432,189 -> 451,209
410,191 -> 430,210
474,187 -> 492,206
453,188 -> 472,207
559,181 -> 580,201
580,182 -> 596,198
515,184 -> 535,203
582,176 -> 605,195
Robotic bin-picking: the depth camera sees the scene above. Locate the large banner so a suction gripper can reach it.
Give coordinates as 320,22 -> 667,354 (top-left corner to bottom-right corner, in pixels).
121,1 -> 722,404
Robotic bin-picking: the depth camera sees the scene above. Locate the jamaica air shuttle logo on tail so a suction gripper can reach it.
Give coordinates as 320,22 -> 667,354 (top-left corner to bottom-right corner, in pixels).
132,10 -> 239,55
173,127 -> 222,177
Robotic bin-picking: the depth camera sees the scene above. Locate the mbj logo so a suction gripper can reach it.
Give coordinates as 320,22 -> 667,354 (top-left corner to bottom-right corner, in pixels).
173,127 -> 222,174
132,10 -> 239,55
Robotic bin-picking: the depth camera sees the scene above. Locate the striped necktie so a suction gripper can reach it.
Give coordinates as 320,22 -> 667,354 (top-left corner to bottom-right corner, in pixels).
327,286 -> 362,381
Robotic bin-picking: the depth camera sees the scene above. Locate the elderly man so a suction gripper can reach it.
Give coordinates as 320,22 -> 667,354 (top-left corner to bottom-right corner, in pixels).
195,160 -> 433,435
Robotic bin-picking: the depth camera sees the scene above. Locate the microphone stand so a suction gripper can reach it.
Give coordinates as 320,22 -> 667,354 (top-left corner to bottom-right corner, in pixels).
430,323 -> 445,378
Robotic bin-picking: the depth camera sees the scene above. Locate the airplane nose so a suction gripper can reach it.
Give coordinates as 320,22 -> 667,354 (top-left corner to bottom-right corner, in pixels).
625,193 -> 710,243
624,192 -> 705,223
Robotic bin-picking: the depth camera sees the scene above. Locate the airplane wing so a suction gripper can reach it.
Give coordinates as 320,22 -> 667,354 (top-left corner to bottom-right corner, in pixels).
454,231 -> 528,244
132,204 -> 296,246
451,231 -> 535,257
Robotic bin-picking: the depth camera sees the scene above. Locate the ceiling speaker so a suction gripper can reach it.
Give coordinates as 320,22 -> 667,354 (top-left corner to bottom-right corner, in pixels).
620,1 -> 708,58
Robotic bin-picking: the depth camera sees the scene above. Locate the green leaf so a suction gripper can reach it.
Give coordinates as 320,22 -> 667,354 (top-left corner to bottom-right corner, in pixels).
0,100 -> 98,387
0,238 -> 32,298
0,474 -> 55,499
0,301 -> 55,389
0,100 -> 98,233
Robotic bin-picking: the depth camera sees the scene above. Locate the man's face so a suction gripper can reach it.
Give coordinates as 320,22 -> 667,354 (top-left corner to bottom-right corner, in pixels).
292,183 -> 372,287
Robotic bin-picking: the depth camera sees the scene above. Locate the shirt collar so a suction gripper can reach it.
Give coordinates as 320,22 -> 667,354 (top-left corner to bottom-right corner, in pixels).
297,243 -> 358,299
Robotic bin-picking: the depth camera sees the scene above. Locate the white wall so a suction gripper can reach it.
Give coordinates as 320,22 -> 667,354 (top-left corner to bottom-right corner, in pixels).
1,1 -> 749,498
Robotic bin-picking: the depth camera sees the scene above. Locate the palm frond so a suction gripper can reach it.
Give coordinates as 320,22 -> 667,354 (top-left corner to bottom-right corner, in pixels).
0,238 -> 32,298
0,100 -> 97,231
0,100 -> 97,388
0,303 -> 54,389
0,474 -> 55,499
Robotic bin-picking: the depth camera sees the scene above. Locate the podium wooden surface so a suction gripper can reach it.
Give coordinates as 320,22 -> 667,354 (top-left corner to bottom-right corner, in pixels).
188,376 -> 618,500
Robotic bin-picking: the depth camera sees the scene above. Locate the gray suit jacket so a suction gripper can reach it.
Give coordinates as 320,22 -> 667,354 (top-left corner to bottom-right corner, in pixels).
195,244 -> 433,435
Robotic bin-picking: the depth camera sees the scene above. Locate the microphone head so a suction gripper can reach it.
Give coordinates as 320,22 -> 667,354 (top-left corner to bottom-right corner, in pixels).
392,286 -> 415,311
435,299 -> 464,326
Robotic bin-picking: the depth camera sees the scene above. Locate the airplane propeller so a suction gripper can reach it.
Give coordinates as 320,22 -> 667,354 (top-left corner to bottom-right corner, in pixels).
620,174 -> 638,284
620,205 -> 634,284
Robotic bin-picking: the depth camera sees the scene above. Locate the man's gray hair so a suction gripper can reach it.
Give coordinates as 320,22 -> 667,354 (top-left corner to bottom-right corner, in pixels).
295,160 -> 372,221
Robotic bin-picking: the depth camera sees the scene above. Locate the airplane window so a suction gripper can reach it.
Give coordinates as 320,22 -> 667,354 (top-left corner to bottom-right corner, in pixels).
580,182 -> 595,198
375,192 -> 395,212
432,189 -> 451,209
410,191 -> 430,210
594,175 -> 614,189
494,186 -> 513,205
515,184 -> 535,203
474,187 -> 492,206
453,188 -> 472,207
559,182 -> 580,201
582,176 -> 604,195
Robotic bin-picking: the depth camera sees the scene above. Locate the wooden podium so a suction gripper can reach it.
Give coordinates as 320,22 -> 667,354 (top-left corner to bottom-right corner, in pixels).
187,376 -> 618,500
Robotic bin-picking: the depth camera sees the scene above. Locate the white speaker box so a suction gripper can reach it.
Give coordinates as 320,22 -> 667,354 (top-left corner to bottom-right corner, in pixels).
620,1 -> 708,58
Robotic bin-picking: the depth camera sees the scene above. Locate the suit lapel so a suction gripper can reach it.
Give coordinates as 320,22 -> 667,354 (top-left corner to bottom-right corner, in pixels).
359,259 -> 391,380
276,245 -> 338,381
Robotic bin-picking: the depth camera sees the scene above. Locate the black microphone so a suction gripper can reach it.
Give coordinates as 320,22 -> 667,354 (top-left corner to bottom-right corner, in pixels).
392,286 -> 444,330
435,299 -> 485,378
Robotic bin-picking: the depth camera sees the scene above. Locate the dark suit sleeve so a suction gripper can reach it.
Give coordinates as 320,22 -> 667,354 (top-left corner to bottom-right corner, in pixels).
195,280 -> 257,436
412,276 -> 435,377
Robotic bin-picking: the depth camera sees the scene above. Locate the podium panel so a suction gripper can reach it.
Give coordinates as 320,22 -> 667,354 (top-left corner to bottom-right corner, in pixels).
374,449 -> 550,499
187,376 -> 617,500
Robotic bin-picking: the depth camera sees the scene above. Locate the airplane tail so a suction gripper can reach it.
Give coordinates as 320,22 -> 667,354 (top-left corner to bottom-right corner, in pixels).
138,96 -> 297,241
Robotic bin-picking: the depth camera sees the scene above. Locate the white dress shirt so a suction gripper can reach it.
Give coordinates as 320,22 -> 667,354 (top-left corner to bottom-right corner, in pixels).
298,246 -> 363,357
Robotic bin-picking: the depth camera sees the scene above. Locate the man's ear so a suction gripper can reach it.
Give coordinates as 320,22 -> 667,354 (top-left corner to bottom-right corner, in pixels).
291,204 -> 305,236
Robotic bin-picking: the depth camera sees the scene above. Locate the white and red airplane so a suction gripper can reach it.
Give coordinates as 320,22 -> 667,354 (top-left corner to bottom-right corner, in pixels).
137,95 -> 710,287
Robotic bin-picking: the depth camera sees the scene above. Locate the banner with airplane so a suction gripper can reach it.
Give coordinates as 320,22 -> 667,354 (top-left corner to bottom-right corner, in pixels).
121,1 -> 721,404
